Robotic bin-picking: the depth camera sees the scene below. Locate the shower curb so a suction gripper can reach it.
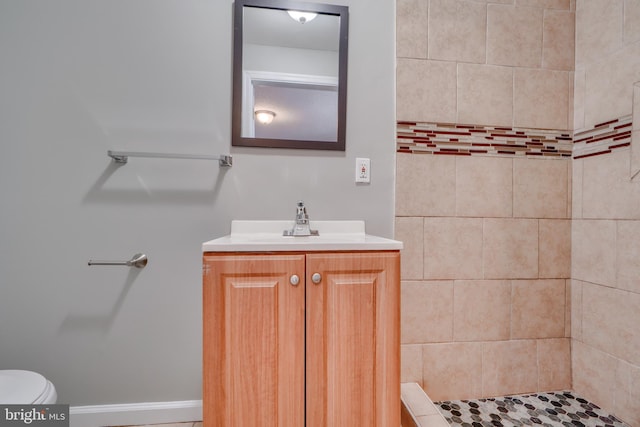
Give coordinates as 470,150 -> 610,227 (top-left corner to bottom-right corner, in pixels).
400,383 -> 449,427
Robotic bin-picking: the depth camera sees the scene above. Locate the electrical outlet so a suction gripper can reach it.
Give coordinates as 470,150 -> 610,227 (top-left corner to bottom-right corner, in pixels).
355,157 -> 370,183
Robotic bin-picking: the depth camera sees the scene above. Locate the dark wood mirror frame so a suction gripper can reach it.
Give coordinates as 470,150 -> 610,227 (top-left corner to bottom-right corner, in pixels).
232,0 -> 349,150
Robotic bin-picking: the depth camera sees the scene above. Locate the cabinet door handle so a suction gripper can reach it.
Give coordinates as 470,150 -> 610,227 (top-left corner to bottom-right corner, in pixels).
290,274 -> 300,286
311,273 -> 322,284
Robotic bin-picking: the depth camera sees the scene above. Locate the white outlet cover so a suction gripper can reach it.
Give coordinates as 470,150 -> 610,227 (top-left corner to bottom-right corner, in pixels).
355,157 -> 370,183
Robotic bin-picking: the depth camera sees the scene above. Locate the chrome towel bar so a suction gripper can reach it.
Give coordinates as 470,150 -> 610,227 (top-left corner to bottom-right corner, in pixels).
108,150 -> 232,167
88,253 -> 148,269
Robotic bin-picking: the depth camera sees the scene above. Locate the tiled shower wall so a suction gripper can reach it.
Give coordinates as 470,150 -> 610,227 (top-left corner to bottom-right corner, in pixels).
395,0 -> 574,401
396,154 -> 572,400
395,0 -> 640,425
571,1 -> 640,425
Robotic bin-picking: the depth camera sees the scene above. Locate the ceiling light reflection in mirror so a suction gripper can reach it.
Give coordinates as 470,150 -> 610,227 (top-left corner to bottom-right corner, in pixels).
234,0 -> 347,149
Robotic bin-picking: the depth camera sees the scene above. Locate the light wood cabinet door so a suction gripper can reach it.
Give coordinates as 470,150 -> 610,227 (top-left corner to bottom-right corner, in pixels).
203,254 -> 306,427
305,252 -> 401,427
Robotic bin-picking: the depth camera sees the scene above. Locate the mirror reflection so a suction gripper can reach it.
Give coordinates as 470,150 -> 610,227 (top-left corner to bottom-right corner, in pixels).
232,0 -> 349,150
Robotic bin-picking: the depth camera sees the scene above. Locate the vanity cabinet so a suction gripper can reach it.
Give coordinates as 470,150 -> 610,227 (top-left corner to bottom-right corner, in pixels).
202,250 -> 400,427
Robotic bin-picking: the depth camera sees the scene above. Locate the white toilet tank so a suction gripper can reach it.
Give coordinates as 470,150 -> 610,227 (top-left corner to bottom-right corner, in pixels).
0,370 -> 57,404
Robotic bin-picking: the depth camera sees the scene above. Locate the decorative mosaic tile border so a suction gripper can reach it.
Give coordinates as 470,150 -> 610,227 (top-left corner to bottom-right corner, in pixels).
397,116 -> 634,160
397,122 -> 572,158
573,114 -> 632,159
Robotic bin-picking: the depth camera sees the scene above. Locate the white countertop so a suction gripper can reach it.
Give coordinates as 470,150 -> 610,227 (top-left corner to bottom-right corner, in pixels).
202,220 -> 403,252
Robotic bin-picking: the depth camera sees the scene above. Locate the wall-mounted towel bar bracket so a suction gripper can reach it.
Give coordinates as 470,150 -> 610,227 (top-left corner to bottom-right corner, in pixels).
88,253 -> 148,269
108,151 -> 233,167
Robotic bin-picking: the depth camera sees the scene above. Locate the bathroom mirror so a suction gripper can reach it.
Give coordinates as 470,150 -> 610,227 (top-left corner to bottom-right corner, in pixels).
232,0 -> 349,150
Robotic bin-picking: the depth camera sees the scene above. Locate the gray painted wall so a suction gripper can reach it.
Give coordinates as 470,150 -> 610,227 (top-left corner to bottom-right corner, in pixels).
0,0 -> 396,405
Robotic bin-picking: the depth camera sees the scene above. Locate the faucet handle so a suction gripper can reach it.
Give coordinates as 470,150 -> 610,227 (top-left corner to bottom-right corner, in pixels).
296,201 -> 308,220
283,200 -> 318,236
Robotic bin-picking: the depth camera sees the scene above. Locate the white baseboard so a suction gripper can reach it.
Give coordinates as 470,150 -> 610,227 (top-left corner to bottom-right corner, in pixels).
70,400 -> 202,427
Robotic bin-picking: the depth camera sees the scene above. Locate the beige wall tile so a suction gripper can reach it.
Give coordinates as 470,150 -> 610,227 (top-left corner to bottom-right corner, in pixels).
582,282 -> 640,366
575,0 -> 623,67
511,279 -> 566,339
543,10 -> 575,70
567,159 -> 573,218
539,219 -> 571,278
572,157 -> 583,219
422,342 -> 483,401
625,0 -> 640,44
614,359 -> 640,427
513,158 -> 569,219
487,4 -> 543,67
397,59 -> 457,123
482,340 -> 538,397
401,344 -> 424,386
453,280 -> 511,341
582,149 -> 640,220
513,69 -> 571,130
428,0 -> 487,63
634,129 -> 640,180
402,281 -> 454,343
396,152 -> 456,217
573,68 -> 586,130
397,0 -> 428,59
568,72 -> 575,136
633,84 -> 640,177
423,217 -> 484,279
516,0 -> 570,8
584,43 -> 640,129
565,279 -> 572,337
571,219 -> 616,286
572,340 -> 617,411
571,279 -> 584,341
396,217 -> 424,280
538,338 -> 572,391
469,0 -> 514,3
457,63 -> 513,127
456,156 -> 513,218
617,220 -> 640,293
483,218 -> 538,279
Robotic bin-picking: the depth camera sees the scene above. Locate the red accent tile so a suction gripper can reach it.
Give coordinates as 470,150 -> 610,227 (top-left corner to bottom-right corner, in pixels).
433,130 -> 472,136
614,122 -> 633,130
574,136 -> 593,143
574,150 -> 612,159
612,131 -> 632,140
434,151 -> 471,156
491,133 -> 528,139
609,142 -> 631,149
585,132 -> 618,144
595,118 -> 619,128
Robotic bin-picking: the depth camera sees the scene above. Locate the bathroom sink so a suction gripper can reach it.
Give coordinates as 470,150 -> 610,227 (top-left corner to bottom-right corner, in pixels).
202,220 -> 403,252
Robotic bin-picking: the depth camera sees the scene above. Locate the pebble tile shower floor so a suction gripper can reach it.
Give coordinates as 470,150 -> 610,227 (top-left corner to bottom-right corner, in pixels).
436,391 -> 631,427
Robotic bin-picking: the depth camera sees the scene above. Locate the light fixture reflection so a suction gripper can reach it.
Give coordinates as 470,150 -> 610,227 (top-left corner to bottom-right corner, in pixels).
287,10 -> 318,24
254,110 -> 276,125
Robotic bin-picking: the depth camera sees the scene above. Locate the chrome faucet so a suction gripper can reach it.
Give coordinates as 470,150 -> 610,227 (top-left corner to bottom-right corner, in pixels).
283,201 -> 319,236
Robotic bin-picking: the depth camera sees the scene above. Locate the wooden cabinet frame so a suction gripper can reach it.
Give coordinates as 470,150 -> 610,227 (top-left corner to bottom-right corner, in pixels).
203,251 -> 400,427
